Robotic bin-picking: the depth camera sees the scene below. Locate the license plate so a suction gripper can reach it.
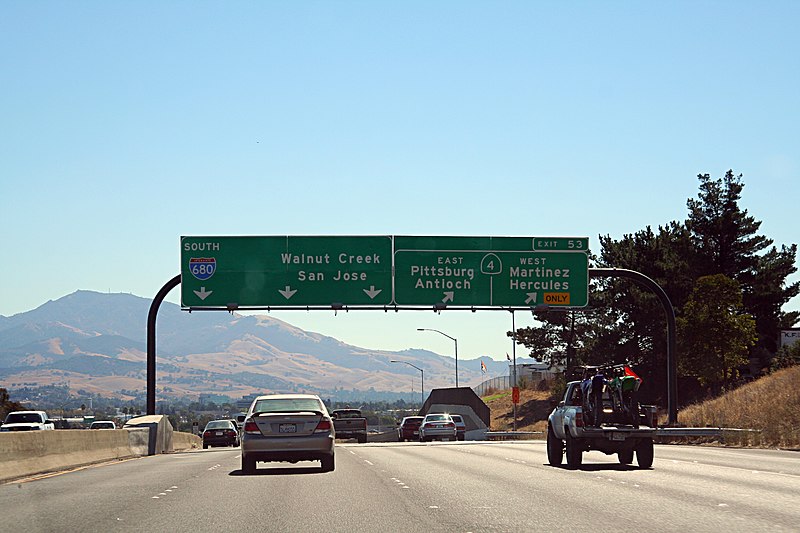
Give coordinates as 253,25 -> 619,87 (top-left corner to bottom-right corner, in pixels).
215,431 -> 223,436
611,433 -> 628,441
413,431 -> 419,435
279,424 -> 297,433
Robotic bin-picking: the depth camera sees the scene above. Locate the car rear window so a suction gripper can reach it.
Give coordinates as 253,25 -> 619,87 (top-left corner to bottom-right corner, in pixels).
252,398 -> 323,414
425,414 -> 449,422
451,415 -> 463,423
5,413 -> 43,424
206,421 -> 233,430
335,411 -> 362,418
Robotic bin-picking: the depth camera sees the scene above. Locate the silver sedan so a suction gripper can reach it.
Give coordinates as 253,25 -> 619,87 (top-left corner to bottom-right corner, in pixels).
241,394 -> 335,473
419,413 -> 457,442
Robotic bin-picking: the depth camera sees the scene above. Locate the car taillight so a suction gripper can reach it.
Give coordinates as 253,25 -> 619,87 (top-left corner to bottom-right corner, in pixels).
244,421 -> 260,434
446,423 -> 454,428
314,418 -> 332,433
576,412 -> 584,427
423,423 -> 431,429
225,430 -> 236,436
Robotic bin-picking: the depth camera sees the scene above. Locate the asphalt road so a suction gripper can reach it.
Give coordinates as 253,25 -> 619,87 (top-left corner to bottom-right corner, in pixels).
1,441 -> 798,532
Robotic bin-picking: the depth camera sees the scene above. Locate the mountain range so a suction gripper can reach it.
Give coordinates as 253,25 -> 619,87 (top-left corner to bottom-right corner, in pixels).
0,291 -> 510,402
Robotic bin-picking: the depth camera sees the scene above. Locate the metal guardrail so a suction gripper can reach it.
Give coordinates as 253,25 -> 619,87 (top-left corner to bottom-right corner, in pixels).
485,431 -> 543,440
655,427 -> 760,438
483,428 -> 759,441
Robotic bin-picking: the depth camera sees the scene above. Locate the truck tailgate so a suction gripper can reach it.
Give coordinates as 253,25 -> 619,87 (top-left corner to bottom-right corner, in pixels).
581,426 -> 656,441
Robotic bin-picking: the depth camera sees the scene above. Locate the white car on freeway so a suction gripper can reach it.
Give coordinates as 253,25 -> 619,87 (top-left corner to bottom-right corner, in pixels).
0,411 -> 55,431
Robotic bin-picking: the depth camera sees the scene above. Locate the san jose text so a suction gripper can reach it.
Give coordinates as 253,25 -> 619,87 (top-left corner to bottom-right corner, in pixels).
282,252 -> 384,282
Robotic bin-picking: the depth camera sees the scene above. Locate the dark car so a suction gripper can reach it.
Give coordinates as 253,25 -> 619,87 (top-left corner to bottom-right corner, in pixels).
202,419 -> 239,449
397,416 -> 424,442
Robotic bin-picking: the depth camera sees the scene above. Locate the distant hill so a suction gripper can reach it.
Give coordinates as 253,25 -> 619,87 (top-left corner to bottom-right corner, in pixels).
0,291 -> 510,402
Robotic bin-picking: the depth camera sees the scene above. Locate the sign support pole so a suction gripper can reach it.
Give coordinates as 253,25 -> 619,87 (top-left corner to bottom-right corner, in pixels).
147,275 -> 180,415
512,310 -> 517,431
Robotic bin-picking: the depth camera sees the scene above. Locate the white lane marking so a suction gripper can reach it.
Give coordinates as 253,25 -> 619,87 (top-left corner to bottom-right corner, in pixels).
429,506 -> 439,509
666,458 -> 798,479
364,460 -> 374,466
718,503 -> 729,507
152,496 -> 159,499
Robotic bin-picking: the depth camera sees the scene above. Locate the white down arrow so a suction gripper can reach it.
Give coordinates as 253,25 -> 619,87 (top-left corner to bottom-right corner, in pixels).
363,286 -> 382,299
194,287 -> 213,300
279,286 -> 297,299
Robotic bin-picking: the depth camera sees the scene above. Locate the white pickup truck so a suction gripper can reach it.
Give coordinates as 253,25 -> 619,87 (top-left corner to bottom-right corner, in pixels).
0,410 -> 55,432
547,380 -> 657,469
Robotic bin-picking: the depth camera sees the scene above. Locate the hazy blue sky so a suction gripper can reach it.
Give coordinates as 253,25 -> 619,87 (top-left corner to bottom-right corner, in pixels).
2,2 -> 798,365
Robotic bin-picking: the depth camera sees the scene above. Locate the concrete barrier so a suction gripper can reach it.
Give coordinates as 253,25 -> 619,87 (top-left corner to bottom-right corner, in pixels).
0,423 -> 202,484
173,431 -> 202,451
123,415 -> 173,454
0,429 -> 148,483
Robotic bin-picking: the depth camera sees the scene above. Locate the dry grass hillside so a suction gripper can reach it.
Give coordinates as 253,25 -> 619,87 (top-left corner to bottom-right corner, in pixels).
483,366 -> 800,449
674,365 -> 800,449
482,388 -> 552,436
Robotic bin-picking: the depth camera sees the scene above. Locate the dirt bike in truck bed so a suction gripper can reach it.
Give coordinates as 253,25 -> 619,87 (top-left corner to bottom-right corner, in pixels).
547,370 -> 658,469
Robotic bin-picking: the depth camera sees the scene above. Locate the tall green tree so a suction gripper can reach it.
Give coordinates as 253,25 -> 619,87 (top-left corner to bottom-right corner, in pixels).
687,171 -> 799,359
512,171 -> 797,405
678,274 -> 757,389
1,388 -> 24,420
510,308 -> 593,370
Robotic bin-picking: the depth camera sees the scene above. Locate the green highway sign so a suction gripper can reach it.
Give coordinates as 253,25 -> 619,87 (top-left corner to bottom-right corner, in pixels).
180,235 -> 589,309
393,236 -> 588,307
181,236 -> 393,307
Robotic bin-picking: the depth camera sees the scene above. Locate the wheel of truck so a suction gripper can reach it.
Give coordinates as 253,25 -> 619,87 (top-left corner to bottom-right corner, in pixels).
358,435 -> 367,444
202,443 -> 208,450
565,432 -> 582,469
320,454 -> 335,473
618,449 -> 634,465
242,454 -> 256,474
636,438 -> 654,469
546,424 -> 563,466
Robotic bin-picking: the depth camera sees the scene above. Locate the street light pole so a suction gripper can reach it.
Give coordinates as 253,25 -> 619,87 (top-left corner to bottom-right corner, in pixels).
390,360 -> 424,406
417,328 -> 458,388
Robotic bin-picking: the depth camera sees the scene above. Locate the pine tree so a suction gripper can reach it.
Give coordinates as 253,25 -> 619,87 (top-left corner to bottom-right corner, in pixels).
686,170 -> 799,361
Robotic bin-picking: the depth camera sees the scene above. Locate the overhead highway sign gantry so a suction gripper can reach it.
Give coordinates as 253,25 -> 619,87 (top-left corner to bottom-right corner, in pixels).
180,235 -> 589,309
